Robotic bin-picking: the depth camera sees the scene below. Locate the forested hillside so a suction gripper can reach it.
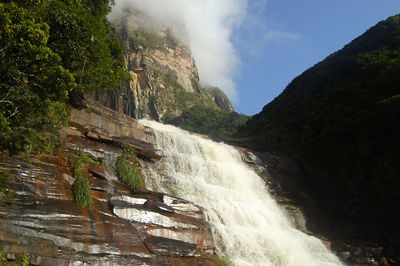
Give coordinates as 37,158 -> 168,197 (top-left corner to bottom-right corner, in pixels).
239,14 -> 400,244
0,0 -> 129,154
163,105 -> 249,138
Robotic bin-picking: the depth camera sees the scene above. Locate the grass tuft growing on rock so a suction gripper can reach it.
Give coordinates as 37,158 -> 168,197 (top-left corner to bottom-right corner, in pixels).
0,171 -> 14,205
67,151 -> 97,209
68,152 -> 100,170
116,155 -> 143,190
73,177 -> 93,209
21,254 -> 29,266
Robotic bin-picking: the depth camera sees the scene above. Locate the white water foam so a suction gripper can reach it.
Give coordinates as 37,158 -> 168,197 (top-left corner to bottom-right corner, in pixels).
139,119 -> 343,266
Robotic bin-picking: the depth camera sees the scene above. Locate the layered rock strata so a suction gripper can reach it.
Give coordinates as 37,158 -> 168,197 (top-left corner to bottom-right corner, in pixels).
0,101 -> 217,265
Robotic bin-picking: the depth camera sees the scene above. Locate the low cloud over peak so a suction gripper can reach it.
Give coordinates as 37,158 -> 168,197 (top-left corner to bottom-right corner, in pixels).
110,0 -> 298,102
110,0 -> 251,101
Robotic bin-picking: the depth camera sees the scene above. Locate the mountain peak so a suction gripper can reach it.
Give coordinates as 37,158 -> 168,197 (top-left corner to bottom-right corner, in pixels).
94,10 -> 234,121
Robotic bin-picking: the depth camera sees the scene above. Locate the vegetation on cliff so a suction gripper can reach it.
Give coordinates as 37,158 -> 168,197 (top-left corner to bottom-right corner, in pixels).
0,0 -> 129,154
154,72 -> 246,137
131,29 -> 176,53
207,87 -> 234,112
239,14 -> 400,240
68,151 -> 99,208
0,172 -> 13,205
116,152 -> 144,190
164,105 -> 249,138
73,176 -> 93,209
102,14 -> 240,126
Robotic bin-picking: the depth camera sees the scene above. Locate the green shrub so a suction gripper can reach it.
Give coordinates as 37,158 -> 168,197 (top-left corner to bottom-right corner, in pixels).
68,152 -> 100,166
0,172 -> 14,204
116,155 -> 144,190
21,254 -> 29,266
68,151 -> 100,175
73,177 -> 93,209
67,152 -> 96,209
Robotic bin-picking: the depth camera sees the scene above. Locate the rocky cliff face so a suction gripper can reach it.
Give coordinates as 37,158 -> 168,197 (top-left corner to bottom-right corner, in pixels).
0,100 -> 220,265
94,10 -> 233,121
0,100 -> 390,265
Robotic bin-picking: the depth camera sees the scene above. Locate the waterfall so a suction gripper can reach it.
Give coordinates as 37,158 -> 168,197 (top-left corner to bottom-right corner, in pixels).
139,120 -> 343,266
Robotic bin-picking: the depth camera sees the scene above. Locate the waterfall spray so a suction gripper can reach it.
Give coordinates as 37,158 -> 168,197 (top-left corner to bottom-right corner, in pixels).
139,120 -> 343,266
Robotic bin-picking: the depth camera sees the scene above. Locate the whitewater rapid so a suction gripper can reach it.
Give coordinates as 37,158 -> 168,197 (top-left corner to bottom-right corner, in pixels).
139,120 -> 343,266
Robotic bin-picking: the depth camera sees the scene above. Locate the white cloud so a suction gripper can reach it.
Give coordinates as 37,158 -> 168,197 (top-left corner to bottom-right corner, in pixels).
110,0 -> 248,101
109,0 -> 299,102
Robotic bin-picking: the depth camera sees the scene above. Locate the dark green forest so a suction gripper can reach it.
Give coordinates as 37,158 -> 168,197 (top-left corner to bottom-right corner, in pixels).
0,0 -> 129,153
239,14 -> 400,241
163,105 -> 249,138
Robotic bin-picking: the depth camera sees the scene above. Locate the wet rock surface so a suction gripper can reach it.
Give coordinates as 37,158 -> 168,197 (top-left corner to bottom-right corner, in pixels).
0,105 -> 217,265
143,236 -> 197,257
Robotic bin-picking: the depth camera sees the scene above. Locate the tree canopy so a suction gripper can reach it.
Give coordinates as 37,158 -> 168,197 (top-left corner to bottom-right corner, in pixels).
0,0 -> 129,153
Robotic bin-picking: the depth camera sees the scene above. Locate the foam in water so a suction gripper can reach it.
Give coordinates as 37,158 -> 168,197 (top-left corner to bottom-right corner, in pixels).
139,120 -> 343,266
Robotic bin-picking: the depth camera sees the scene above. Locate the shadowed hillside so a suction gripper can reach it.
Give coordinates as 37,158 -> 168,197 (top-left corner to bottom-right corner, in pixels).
238,14 -> 400,253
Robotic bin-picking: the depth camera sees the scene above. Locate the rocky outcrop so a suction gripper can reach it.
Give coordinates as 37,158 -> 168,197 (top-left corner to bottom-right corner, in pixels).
68,99 -> 159,160
0,102 -> 219,265
94,9 -> 233,121
208,87 -> 234,113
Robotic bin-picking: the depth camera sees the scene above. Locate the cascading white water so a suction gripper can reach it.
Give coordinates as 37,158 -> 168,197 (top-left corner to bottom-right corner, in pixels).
139,120 -> 343,266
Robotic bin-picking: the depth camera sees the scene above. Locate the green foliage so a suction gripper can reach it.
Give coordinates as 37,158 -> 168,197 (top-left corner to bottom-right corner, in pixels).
43,0 -> 130,93
0,0 -> 129,154
73,176 -> 93,208
116,155 -> 143,190
164,106 -> 249,137
153,67 -> 246,137
0,2 -> 73,153
239,14 -> 400,238
207,87 -> 233,112
68,151 -> 100,169
21,254 -> 29,266
151,69 -> 200,113
174,89 -> 203,110
152,69 -> 233,121
67,151 -> 98,208
0,172 -> 14,205
130,29 -> 175,52
0,251 -> 30,265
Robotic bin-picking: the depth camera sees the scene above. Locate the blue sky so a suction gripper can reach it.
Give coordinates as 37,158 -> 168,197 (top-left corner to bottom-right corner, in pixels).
233,0 -> 400,115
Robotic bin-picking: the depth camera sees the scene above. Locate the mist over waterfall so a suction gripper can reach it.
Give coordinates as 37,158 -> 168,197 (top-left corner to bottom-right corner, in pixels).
139,120 -> 343,266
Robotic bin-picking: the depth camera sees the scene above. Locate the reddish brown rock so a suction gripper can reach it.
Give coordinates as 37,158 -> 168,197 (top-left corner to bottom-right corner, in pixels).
0,103 -> 216,265
68,100 -> 160,160
144,236 -> 197,257
0,151 -> 216,265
